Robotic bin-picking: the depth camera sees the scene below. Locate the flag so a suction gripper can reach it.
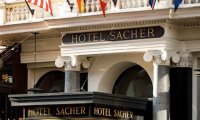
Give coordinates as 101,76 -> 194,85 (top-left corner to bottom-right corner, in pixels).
26,0 -> 53,16
112,0 -> 117,7
149,0 -> 156,10
66,0 -> 74,12
77,0 -> 84,13
174,0 -> 182,12
99,0 -> 109,17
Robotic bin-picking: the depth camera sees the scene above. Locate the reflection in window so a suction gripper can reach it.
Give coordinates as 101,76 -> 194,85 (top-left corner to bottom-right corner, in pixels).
112,65 -> 153,120
113,65 -> 153,98
35,71 -> 65,93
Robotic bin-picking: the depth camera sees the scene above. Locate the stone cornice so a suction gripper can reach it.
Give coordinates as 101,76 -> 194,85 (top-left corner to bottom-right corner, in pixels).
0,16 -> 200,46
0,19 -> 169,45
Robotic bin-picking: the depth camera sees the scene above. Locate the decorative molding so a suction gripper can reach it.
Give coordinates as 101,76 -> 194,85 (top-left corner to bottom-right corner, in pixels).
60,39 -> 181,56
58,19 -> 168,34
21,51 -> 60,63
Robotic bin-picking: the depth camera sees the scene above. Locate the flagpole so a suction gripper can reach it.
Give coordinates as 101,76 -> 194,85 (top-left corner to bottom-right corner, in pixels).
24,0 -> 35,16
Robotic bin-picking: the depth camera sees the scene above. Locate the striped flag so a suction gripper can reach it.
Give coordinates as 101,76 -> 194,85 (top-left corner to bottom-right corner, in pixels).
149,0 -> 156,10
26,0 -> 53,16
99,0 -> 109,17
77,0 -> 84,13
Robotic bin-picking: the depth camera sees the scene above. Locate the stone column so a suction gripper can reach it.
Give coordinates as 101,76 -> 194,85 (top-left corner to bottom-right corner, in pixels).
153,64 -> 170,120
64,69 -> 80,92
64,57 -> 81,92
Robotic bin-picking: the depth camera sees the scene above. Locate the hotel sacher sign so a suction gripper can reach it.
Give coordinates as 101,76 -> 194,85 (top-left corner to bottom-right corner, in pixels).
62,26 -> 164,44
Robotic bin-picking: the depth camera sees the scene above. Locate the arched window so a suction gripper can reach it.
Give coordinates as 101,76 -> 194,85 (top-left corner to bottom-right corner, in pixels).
35,71 -> 65,93
113,65 -> 153,99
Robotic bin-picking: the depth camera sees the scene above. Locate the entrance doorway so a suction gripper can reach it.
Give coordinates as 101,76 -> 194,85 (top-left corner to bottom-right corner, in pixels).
112,65 -> 153,120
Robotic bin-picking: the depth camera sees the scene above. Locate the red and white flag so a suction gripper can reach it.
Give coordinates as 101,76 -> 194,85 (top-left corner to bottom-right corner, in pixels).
99,0 -> 109,17
26,0 -> 53,16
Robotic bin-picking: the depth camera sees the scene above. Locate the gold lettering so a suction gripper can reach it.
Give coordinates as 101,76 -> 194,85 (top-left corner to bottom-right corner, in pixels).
140,29 -> 146,38
109,31 -> 115,40
60,108 -> 65,115
94,107 -> 98,115
76,107 -> 80,115
65,107 -> 70,115
56,108 -> 61,115
70,107 -> 76,115
113,109 -> 134,119
28,109 -> 33,117
32,108 -> 39,116
131,29 -> 138,38
116,31 -> 123,40
123,30 -> 130,39
79,34 -> 86,43
93,107 -> 111,117
129,111 -> 134,118
81,107 -> 85,114
72,35 -> 78,43
148,28 -> 155,37
105,108 -> 111,116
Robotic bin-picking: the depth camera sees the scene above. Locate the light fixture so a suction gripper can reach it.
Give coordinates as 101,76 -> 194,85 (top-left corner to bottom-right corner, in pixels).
171,53 -> 180,63
55,56 -> 64,68
71,55 -> 77,67
143,52 -> 153,62
82,59 -> 90,68
161,51 -> 168,61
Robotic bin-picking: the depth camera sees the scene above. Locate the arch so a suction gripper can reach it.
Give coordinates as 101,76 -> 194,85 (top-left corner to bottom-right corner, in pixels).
98,61 -> 136,93
35,70 -> 65,93
112,65 -> 153,98
88,54 -> 153,93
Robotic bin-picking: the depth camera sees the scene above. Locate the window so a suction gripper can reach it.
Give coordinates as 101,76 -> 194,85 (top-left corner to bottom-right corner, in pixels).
35,71 -> 65,93
113,65 -> 153,98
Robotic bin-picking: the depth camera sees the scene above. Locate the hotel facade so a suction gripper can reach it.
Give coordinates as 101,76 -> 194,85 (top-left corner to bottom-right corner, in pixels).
0,0 -> 199,120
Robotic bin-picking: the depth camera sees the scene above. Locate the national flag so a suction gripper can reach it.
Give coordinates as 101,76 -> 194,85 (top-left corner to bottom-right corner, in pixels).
99,0 -> 109,17
26,0 -> 53,16
149,0 -> 156,10
77,0 -> 84,13
174,0 -> 182,12
112,0 -> 117,7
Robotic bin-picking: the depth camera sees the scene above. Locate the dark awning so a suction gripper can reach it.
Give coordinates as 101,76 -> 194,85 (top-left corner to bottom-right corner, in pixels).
9,92 -> 149,119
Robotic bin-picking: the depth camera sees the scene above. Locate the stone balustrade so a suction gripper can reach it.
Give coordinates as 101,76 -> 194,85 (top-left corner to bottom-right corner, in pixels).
0,0 -> 199,24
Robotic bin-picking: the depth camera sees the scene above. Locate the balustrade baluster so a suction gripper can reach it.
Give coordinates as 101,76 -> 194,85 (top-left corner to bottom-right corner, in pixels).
121,0 -> 126,9
16,7 -> 20,21
106,0 -> 111,10
144,0 -> 148,7
117,0 -> 121,9
24,8 -> 29,20
86,0 -> 90,13
126,0 -> 130,8
91,0 -> 95,12
96,0 -> 100,12
6,8 -> 10,22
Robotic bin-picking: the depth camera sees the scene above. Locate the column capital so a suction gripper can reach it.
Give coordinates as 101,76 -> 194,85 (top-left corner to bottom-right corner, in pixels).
143,50 -> 179,65
55,55 -> 90,71
143,50 -> 193,67
176,51 -> 193,67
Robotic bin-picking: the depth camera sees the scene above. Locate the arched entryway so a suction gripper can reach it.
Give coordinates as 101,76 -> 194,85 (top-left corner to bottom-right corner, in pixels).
113,65 -> 153,98
112,64 -> 153,120
35,71 -> 65,93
